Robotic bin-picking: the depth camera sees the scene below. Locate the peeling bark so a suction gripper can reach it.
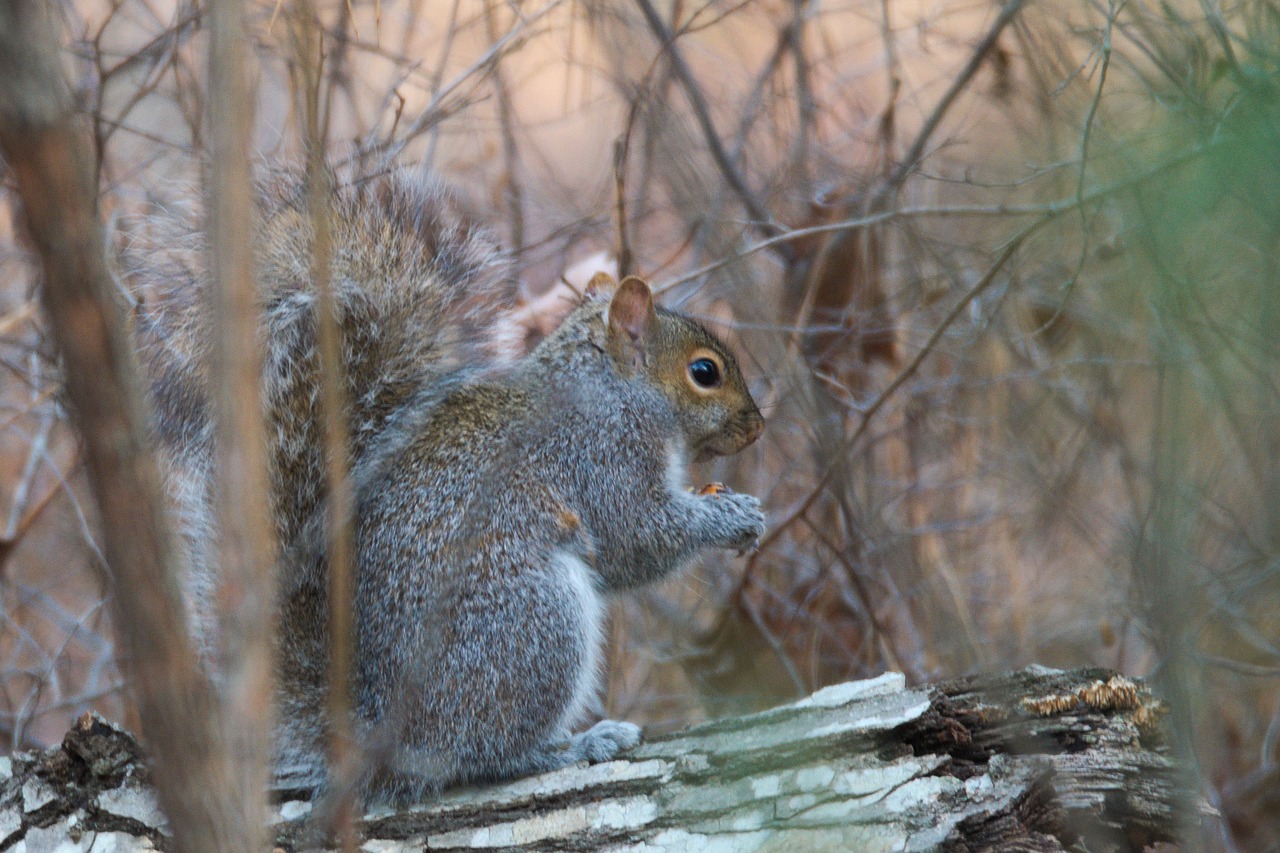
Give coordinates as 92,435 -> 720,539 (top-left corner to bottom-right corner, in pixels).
0,667 -> 1183,852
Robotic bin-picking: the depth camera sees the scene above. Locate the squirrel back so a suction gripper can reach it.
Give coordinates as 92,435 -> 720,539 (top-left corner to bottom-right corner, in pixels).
127,168 -> 517,555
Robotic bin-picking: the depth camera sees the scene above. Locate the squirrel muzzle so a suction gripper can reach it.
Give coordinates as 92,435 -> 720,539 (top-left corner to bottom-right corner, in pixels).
694,405 -> 764,462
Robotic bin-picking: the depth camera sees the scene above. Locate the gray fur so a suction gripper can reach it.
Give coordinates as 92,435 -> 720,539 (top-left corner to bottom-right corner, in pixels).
127,169 -> 765,803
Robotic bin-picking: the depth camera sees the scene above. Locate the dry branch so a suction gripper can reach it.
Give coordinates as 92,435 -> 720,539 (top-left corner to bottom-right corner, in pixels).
207,0 -> 277,846
0,667 -> 1184,851
0,3 -> 255,851
632,0 -> 789,257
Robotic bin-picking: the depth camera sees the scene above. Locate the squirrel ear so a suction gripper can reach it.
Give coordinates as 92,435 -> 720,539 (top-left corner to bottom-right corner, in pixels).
606,276 -> 657,365
584,272 -> 618,300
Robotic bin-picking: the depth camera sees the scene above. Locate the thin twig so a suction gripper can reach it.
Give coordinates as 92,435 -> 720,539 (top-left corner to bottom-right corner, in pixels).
656,141 -> 1208,294
366,0 -> 564,163
484,0 -> 525,256
749,233 -> 1028,559
1030,0 -> 1116,337
632,0 -> 792,260
875,0 -> 1029,203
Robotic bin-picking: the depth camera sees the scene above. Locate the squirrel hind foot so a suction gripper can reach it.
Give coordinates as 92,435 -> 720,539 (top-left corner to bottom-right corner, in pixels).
507,719 -> 643,780
564,719 -> 642,764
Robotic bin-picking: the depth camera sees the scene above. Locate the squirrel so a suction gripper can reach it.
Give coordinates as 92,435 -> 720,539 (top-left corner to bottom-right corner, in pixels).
124,166 -> 766,801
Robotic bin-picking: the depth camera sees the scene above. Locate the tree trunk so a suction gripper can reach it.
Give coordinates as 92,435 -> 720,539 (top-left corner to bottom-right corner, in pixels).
0,667 -> 1185,852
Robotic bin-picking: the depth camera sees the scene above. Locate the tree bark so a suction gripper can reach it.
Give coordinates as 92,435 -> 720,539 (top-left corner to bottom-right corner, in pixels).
0,667 -> 1186,852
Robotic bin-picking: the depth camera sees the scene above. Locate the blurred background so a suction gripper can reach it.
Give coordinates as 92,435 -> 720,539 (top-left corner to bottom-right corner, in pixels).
1,0 -> 1278,848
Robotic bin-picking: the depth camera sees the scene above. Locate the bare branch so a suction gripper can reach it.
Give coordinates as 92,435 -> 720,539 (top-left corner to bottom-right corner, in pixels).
208,0 -> 276,845
749,232 -> 1027,559
632,0 -> 792,260
0,2 -> 252,850
875,0 -> 1029,202
290,8 -> 356,848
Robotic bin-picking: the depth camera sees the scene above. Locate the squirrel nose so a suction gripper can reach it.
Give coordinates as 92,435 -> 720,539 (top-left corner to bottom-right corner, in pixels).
744,411 -> 764,446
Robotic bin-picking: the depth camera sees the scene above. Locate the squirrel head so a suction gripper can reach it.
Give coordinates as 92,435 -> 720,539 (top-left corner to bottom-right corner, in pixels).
585,272 -> 764,462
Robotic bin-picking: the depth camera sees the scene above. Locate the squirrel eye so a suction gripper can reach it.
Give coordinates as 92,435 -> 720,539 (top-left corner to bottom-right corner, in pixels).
688,357 -> 721,388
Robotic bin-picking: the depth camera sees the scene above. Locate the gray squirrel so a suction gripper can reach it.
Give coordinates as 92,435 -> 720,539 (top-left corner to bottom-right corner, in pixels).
126,167 -> 766,801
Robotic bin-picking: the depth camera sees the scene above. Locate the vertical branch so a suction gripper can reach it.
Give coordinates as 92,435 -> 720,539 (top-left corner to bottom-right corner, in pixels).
785,0 -> 815,185
290,7 -> 355,849
1138,359 -> 1205,847
422,0 -> 463,169
327,0 -> 366,138
208,0 -> 274,846
877,0 -> 900,169
485,0 -> 525,257
0,2 -> 253,852
614,105 -> 641,279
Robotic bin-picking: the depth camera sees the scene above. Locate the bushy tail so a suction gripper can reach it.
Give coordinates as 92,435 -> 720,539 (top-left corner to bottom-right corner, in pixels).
126,166 -> 516,555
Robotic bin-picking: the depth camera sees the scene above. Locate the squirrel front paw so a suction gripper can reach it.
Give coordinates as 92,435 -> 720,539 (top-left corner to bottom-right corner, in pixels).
701,489 -> 766,555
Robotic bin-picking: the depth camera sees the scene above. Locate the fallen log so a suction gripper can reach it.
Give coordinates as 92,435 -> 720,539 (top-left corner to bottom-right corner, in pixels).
0,666 -> 1184,851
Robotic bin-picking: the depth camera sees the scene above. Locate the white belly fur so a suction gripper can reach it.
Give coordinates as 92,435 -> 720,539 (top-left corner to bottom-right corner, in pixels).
552,550 -> 606,730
